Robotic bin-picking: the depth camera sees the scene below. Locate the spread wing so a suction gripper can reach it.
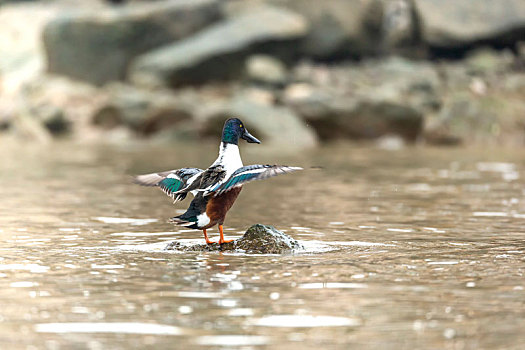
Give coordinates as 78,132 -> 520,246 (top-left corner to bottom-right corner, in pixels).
208,165 -> 302,196
174,164 -> 227,194
133,167 -> 203,202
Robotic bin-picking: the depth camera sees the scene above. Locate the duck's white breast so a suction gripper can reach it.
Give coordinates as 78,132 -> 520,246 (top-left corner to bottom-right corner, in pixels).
214,143 -> 243,176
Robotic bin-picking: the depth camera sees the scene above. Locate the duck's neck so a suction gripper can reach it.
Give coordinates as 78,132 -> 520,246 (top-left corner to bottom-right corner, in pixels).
213,142 -> 243,171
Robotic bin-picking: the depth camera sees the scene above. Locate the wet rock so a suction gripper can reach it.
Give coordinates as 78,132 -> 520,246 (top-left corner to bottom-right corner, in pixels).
165,224 -> 304,254
414,0 -> 525,51
245,55 -> 288,87
201,91 -> 318,149
268,0 -> 385,59
129,4 -> 307,88
43,0 -> 221,85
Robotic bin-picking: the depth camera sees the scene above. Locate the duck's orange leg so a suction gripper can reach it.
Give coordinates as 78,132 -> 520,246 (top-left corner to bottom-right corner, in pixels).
203,229 -> 216,244
219,225 -> 234,244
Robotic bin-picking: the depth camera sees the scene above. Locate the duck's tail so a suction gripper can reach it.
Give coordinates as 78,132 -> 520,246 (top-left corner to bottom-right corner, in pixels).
169,216 -> 200,229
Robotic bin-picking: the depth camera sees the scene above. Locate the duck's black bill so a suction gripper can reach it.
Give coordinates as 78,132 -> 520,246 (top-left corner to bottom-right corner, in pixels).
242,129 -> 261,144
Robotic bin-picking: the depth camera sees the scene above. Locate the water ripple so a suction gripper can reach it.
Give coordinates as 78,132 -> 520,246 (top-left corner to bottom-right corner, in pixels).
249,315 -> 361,327
35,322 -> 182,335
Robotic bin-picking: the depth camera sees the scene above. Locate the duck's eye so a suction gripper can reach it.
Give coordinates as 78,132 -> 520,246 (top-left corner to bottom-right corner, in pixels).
240,124 -> 243,128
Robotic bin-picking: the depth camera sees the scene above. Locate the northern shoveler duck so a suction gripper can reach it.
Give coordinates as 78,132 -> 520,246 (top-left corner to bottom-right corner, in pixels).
134,118 -> 302,244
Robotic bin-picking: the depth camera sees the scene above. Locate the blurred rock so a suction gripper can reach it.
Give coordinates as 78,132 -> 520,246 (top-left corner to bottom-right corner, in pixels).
5,101 -> 69,140
518,42 -> 525,61
376,134 -> 406,150
286,88 -> 423,142
268,0 -> 385,59
424,89 -> 525,146
9,75 -> 109,142
334,99 -> 422,141
286,58 -> 432,142
129,4 -> 307,88
464,48 -> 515,75
0,114 -> 10,132
360,57 -> 441,112
503,73 -> 525,95
245,55 -> 288,87
0,3 -> 61,93
414,0 -> 525,50
92,84 -> 194,135
423,119 -> 463,146
9,104 -> 53,143
291,57 -> 441,109
31,104 -> 70,135
2,1 -> 524,147
43,0 -> 222,85
165,224 -> 304,254
201,90 -> 318,149
382,0 -> 423,57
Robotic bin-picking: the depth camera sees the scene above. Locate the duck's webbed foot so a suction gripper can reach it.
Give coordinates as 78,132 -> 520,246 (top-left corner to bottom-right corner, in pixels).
203,229 -> 216,244
218,225 -> 234,244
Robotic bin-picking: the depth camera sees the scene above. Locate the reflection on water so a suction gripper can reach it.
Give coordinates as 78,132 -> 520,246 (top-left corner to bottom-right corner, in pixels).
0,141 -> 524,349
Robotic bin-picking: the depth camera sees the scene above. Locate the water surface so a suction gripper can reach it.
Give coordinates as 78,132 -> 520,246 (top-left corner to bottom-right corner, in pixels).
0,141 -> 524,349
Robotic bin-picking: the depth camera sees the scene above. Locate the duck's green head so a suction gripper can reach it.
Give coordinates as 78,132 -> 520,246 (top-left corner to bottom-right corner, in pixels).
222,118 -> 260,145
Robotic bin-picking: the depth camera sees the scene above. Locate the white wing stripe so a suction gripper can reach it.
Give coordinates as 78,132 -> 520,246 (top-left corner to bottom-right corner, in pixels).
213,165 -> 302,195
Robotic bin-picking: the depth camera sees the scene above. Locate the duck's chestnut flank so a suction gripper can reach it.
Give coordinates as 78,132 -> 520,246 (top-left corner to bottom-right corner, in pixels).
204,187 -> 242,229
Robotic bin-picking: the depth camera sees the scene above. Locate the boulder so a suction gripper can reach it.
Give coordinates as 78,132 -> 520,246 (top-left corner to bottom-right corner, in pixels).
245,54 -> 288,86
129,4 -> 308,88
304,98 -> 424,142
165,224 -> 304,254
285,85 -> 425,142
414,0 -> 525,50
267,0 -> 386,59
43,0 -> 221,85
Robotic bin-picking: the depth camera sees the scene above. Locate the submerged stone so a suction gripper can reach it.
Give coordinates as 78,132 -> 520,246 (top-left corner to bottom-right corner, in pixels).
165,224 -> 304,254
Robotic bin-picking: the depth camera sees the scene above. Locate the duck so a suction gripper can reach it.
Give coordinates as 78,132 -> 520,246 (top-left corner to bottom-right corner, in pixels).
134,118 -> 302,245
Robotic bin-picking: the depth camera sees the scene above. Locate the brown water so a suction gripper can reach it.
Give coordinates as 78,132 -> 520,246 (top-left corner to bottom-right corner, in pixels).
0,141 -> 524,350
